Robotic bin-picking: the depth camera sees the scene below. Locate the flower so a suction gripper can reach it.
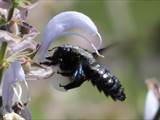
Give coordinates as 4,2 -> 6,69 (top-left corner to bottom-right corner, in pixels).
0,1 -> 39,119
36,11 -> 103,62
2,62 -> 29,112
1,61 -> 31,119
13,0 -> 40,20
144,79 -> 160,120
0,28 -> 38,54
0,17 -> 39,64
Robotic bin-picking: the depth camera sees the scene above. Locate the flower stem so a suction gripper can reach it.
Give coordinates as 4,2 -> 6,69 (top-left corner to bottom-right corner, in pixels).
0,41 -> 8,80
0,42 -> 7,107
7,4 -> 15,21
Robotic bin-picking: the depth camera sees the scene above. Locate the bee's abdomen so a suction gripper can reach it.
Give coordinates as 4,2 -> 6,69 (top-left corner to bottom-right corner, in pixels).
88,64 -> 126,101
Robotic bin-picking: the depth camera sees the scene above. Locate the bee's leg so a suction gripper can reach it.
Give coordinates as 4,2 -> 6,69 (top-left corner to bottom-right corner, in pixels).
59,79 -> 84,90
40,61 -> 52,66
60,64 -> 85,90
46,56 -> 52,60
57,71 -> 72,77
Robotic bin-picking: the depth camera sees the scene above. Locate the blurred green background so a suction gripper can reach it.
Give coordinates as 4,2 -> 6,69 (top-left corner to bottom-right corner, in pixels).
27,0 -> 160,119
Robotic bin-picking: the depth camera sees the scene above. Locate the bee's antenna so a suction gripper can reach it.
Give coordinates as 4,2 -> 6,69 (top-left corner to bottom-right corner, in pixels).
92,42 -> 120,58
91,44 -> 104,58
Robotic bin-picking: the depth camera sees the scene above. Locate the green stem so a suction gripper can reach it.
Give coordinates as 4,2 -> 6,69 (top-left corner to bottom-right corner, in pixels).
0,42 -> 7,107
0,41 -> 7,84
0,42 -> 7,62
7,5 -> 15,21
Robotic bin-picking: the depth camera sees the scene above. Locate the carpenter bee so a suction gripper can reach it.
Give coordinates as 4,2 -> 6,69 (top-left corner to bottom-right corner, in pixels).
40,44 -> 126,101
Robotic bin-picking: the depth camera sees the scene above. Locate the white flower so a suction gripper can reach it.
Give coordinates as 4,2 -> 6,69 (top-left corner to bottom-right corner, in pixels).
36,11 -> 103,62
144,90 -> 159,120
144,79 -> 160,120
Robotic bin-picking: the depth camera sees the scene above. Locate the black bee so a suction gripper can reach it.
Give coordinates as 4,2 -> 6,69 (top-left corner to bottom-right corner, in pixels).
40,44 -> 126,101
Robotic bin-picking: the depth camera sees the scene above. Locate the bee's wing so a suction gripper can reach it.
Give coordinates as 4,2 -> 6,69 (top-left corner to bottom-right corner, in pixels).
92,40 -> 135,58
49,66 -> 73,92
92,42 -> 120,58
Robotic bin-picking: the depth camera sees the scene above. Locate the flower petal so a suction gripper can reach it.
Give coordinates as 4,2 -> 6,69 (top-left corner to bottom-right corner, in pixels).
12,62 -> 25,81
26,65 -> 53,81
0,22 -> 38,55
17,1 -> 39,20
12,80 -> 30,105
144,90 -> 159,120
2,61 -> 25,112
36,11 -> 102,62
2,63 -> 14,112
0,30 -> 21,47
0,0 -> 12,9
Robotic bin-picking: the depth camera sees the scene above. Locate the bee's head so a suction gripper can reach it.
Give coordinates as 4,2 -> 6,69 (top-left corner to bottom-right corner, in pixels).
47,46 -> 72,65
